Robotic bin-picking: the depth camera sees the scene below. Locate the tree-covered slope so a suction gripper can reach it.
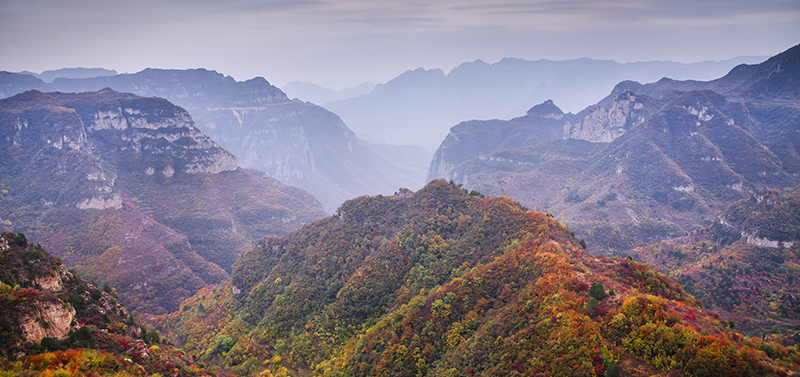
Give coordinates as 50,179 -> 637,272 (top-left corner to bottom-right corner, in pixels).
153,180 -> 799,376
0,231 -> 227,376
634,187 -> 800,336
0,89 -> 326,314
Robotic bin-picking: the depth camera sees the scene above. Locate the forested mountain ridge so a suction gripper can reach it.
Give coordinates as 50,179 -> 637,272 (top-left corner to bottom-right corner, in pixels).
0,231 -> 228,376
634,186 -> 800,335
151,180 -> 800,376
0,89 -> 326,314
0,68 -> 425,212
428,44 -> 800,256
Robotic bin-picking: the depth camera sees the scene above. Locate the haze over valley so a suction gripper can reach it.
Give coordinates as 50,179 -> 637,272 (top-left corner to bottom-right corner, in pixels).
1,1 -> 800,376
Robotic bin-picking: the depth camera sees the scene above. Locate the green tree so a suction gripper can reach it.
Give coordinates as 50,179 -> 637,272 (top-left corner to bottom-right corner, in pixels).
13,233 -> 27,247
587,297 -> 600,314
590,282 -> 606,300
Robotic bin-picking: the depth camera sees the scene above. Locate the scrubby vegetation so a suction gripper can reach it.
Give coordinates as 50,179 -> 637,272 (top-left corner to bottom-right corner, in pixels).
635,187 -> 800,336
0,232 -> 228,376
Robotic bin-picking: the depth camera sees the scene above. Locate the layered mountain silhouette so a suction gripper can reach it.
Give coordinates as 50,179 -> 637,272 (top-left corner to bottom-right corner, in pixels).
428,44 -> 800,256
324,55 -> 767,147
0,89 -> 326,314
23,67 -> 119,83
282,81 -> 375,105
0,69 -> 423,212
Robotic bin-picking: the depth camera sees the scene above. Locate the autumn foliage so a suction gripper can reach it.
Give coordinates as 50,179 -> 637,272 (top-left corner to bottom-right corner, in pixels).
154,180 -> 800,376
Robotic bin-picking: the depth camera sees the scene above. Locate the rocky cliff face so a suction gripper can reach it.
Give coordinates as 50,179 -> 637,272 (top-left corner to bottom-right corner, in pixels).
0,89 -> 238,211
192,99 -> 421,212
427,93 -> 651,183
18,300 -> 77,346
562,91 -> 653,143
0,89 -> 326,314
0,232 -> 137,358
71,88 -> 238,177
13,264 -> 78,345
0,69 -> 422,213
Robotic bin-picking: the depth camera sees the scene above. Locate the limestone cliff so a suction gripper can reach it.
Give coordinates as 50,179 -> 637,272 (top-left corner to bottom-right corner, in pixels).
0,89 -> 326,315
18,300 -> 77,346
0,232 -> 132,357
562,91 -> 652,142
427,93 -> 658,183
2,68 -> 422,213
1,247 -> 79,347
77,88 -> 238,177
0,89 -> 237,211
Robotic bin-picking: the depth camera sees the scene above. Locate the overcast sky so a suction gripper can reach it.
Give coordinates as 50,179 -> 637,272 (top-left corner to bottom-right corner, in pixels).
1,0 -> 798,90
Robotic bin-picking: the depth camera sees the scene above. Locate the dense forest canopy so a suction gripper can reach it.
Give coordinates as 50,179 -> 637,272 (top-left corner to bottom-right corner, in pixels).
150,180 -> 800,376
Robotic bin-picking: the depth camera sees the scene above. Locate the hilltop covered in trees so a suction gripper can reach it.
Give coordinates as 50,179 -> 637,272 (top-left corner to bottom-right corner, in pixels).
152,180 -> 800,376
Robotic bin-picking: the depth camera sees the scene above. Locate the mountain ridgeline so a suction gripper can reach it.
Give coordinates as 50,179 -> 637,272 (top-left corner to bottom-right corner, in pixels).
323,55 -> 766,147
0,89 -> 326,314
428,43 -> 800,256
151,180 -> 799,376
0,69 -> 425,212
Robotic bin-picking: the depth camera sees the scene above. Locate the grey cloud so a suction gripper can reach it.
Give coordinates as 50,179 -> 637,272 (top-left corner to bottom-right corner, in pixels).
447,0 -> 798,19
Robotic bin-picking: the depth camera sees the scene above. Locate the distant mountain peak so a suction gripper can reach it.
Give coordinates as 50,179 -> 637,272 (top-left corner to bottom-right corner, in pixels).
526,99 -> 564,118
35,67 -> 118,83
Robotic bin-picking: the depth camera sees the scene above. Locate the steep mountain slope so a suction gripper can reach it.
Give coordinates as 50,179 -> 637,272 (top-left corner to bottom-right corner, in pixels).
192,96 -> 419,212
324,56 -> 766,147
0,89 -> 326,314
0,68 -> 423,212
152,180 -> 799,376
634,187 -> 800,335
0,232 -> 227,376
428,44 -> 800,256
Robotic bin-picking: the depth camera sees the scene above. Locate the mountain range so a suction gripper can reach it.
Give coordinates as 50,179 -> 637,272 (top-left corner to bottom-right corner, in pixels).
0,89 -> 326,314
19,68 -> 119,83
0,69 -> 423,212
323,55 -> 767,147
1,45 -> 799,377
428,43 -> 800,256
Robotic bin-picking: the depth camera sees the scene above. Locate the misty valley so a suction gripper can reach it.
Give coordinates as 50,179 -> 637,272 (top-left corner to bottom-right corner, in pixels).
0,44 -> 799,376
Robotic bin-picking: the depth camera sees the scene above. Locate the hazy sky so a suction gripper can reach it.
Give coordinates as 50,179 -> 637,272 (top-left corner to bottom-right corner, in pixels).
1,0 -> 798,90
